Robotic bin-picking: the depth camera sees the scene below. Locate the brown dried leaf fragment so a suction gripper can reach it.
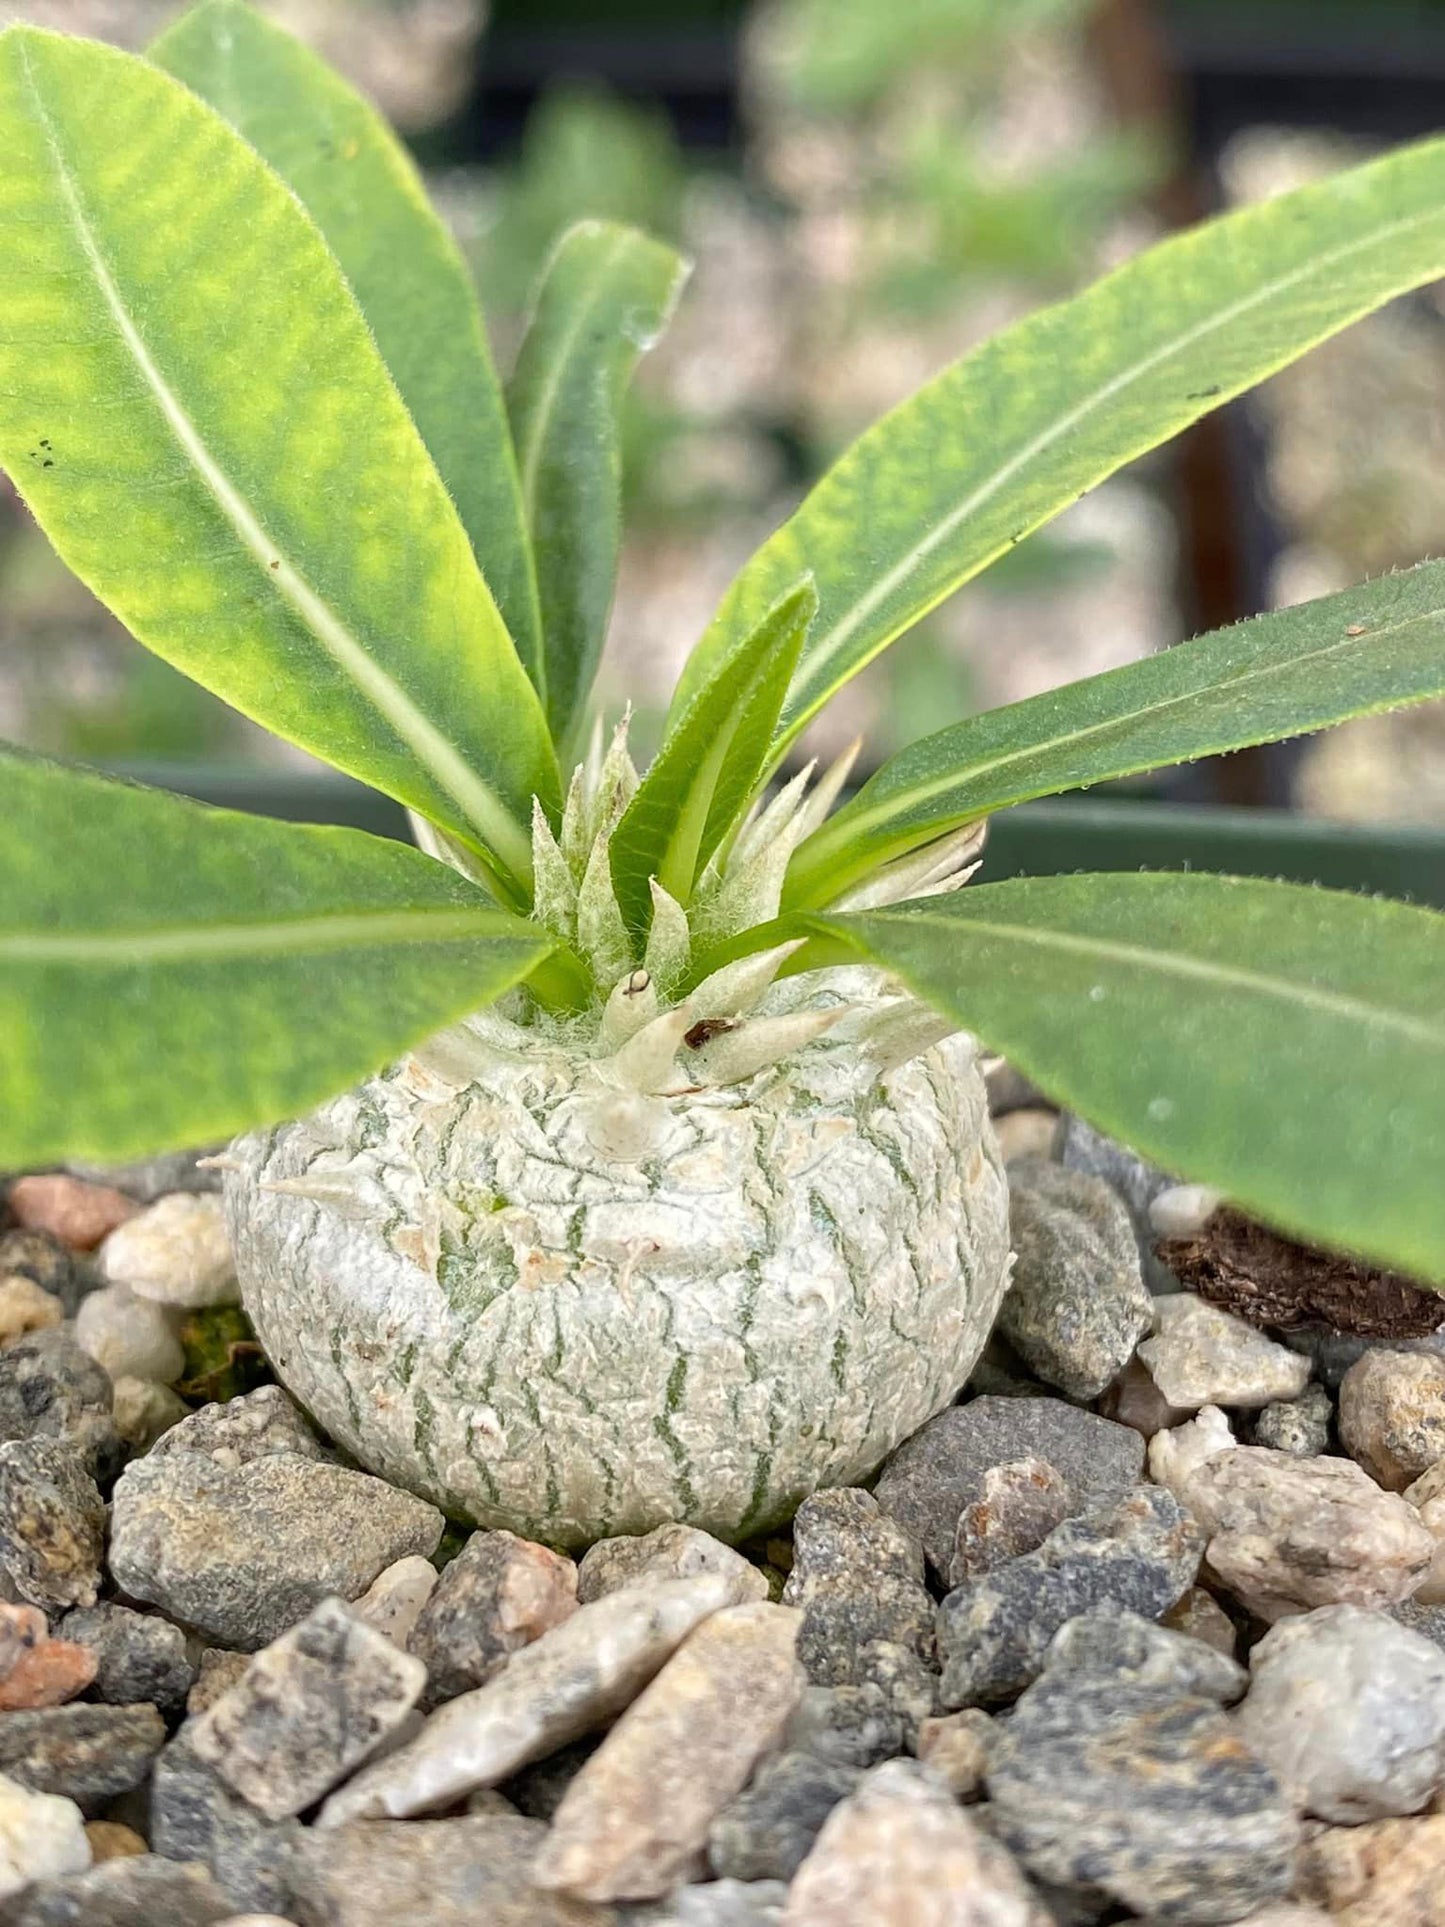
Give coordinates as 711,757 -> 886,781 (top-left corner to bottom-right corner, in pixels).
1157,1208 -> 1445,1338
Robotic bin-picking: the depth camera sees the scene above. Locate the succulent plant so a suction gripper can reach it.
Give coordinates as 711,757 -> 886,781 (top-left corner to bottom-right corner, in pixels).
1,3 -> 1444,1538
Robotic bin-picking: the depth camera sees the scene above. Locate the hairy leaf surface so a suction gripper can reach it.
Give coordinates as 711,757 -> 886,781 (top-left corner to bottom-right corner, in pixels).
0,28 -> 555,885
152,0 -> 544,683
820,874 -> 1445,1279
0,755 -> 552,1165
509,220 -> 689,746
678,136 -> 1445,752
788,562 -> 1445,906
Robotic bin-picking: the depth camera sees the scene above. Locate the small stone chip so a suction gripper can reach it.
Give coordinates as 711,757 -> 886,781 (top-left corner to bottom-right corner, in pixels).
191,1598 -> 426,1820
534,1602 -> 804,1902
409,1530 -> 577,1704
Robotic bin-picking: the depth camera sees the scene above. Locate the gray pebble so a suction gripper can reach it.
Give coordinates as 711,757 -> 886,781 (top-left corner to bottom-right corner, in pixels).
188,1650 -> 252,1717
150,1731 -> 301,1917
0,1853 -> 235,1927
0,1331 -> 119,1481
190,1598 -> 426,1820
650,1880 -> 788,1926
1235,1604 -> 1445,1822
1001,1159 -> 1154,1400
937,1485 -> 1203,1707
60,1603 -> 196,1715
780,1684 -> 907,1770
914,1708 -> 994,1799
874,1395 -> 1145,1580
987,1667 -> 1297,1923
576,1523 -> 764,1607
1391,1596 -> 1445,1650
149,1385 -> 326,1470
497,1735 -> 602,1822
0,1229 -> 80,1304
708,1749 -> 860,1883
781,1490 -> 936,1718
292,1813 -> 615,1926
68,1150 -> 221,1202
0,1703 -> 165,1813
1282,1330 -> 1445,1393
949,1456 -> 1072,1587
1252,1384 -> 1333,1457
1338,1348 -> 1445,1490
409,1530 -> 577,1705
1044,1606 -> 1247,1702
1056,1113 -> 1179,1291
108,1447 -> 444,1650
0,1440 -> 104,1612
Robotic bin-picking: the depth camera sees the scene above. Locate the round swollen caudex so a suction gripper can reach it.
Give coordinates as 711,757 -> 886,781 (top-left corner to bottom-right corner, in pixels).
225,974 -> 1011,1547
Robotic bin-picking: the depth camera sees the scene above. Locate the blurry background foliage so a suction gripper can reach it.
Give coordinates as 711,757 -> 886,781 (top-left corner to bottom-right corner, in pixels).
2,0 -> 1444,821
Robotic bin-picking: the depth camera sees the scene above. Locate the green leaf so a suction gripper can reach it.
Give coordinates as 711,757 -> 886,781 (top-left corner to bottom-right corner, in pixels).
609,581 -> 817,938
0,751 -> 553,1166
508,219 -> 689,747
150,0 -> 544,686
787,561 -> 1445,908
0,28 -> 556,889
817,874 -> 1445,1280
677,134 -> 1445,754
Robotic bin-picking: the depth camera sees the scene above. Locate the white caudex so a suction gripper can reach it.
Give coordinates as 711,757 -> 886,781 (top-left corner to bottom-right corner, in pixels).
224,729 -> 1012,1546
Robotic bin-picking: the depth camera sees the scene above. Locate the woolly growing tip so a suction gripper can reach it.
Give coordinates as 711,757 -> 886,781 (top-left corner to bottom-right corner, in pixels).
601,969 -> 660,1049
683,1005 -> 845,1087
690,940 -> 808,1023
643,880 -> 691,999
601,999 -> 697,1096
832,820 -> 987,911
531,798 -> 577,941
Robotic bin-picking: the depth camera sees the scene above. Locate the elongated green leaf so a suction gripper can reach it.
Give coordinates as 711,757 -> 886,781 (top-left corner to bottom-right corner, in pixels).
817,874 -> 1445,1280
509,220 -> 689,746
0,28 -> 556,887
787,561 -> 1445,908
677,135 -> 1445,752
0,752 -> 553,1166
609,582 -> 817,937
151,0 -> 544,685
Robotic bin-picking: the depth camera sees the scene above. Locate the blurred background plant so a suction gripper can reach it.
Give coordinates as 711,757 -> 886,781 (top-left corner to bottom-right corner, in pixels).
3,0 -> 1444,831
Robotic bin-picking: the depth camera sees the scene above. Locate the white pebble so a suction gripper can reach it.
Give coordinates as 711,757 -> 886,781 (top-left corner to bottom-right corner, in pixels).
1149,1184 -> 1224,1238
1138,1294 -> 1312,1411
0,1274 -> 63,1345
0,1773 -> 90,1900
75,1283 -> 186,1385
1236,1605 -> 1445,1822
101,1193 -> 237,1309
111,1375 -> 190,1454
350,1556 -> 439,1652
1149,1405 -> 1237,1502
217,1918 -> 301,1926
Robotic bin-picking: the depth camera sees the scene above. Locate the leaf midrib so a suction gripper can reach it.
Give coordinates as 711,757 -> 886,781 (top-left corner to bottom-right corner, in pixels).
831,598 -> 1439,846
856,905 -> 1445,1052
18,36 -> 530,877
789,201 -> 1444,723
0,905 -> 531,966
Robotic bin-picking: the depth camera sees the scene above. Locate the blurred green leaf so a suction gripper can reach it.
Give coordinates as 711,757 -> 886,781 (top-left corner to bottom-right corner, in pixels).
0,752 -> 552,1165
152,0 -> 545,687
789,561 -> 1445,906
819,873 -> 1445,1279
508,219 -> 689,748
0,29 -> 555,887
678,136 -> 1445,759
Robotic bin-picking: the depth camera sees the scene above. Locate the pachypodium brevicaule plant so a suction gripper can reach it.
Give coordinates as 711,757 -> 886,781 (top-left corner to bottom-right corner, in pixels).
2,3 -> 1445,1544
